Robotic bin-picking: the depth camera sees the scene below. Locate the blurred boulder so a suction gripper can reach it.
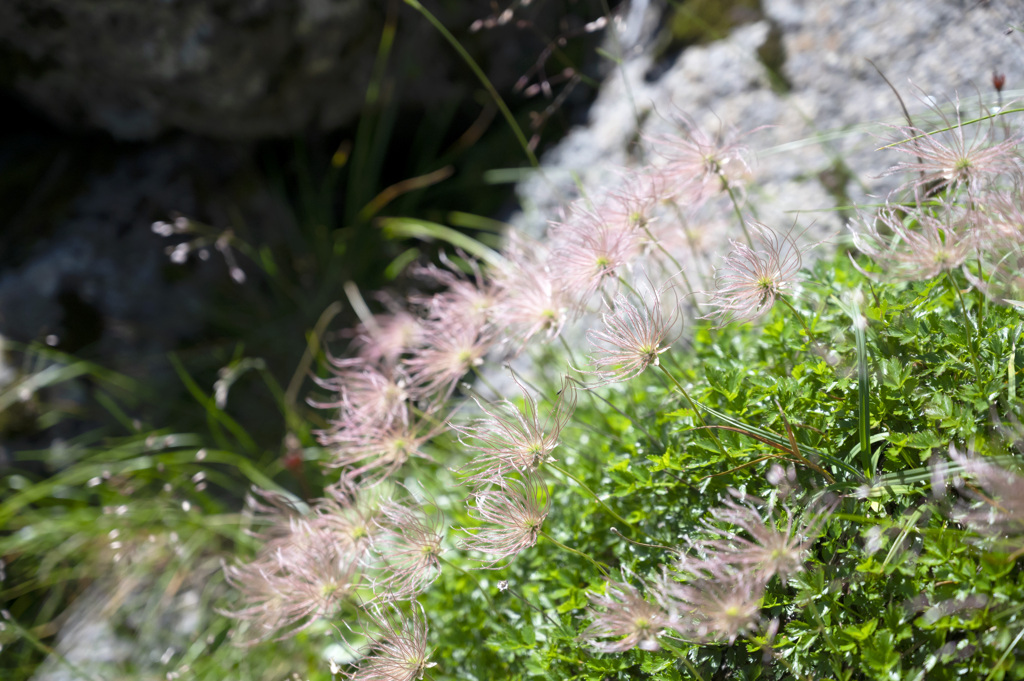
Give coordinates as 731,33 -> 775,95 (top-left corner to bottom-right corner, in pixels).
0,0 -> 556,140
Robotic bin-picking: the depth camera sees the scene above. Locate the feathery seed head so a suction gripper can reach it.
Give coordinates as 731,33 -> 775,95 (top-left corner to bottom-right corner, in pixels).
702,222 -> 807,326
702,492 -> 834,583
850,203 -> 975,282
582,285 -> 676,386
945,444 -> 1024,550
459,471 -> 551,568
581,580 -> 672,653
222,511 -> 360,644
660,572 -> 763,644
455,374 -> 576,486
343,603 -> 434,681
882,96 -> 1021,199
549,202 -> 643,311
493,231 -> 569,347
370,499 -> 446,602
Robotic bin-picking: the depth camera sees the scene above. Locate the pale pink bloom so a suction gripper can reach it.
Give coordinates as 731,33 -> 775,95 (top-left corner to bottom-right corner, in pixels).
460,471 -> 551,567
222,515 -> 360,644
702,492 -> 833,583
850,204 -> 976,282
318,415 -> 441,485
412,254 -> 500,330
702,222 -> 807,325
352,307 -> 424,366
599,179 -> 660,237
660,573 -> 763,644
961,192 -> 1024,307
493,232 -> 569,347
581,580 -> 672,653
454,374 -> 576,486
647,113 -> 757,204
343,603 -> 435,681
582,287 -> 675,386
882,96 -> 1021,200
317,480 -> 389,560
945,444 -> 1024,550
976,191 -> 1024,245
549,202 -> 643,311
312,357 -> 410,433
403,315 -> 495,403
371,499 -> 446,602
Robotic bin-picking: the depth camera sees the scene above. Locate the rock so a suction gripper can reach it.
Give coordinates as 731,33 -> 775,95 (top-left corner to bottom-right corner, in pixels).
0,0 -> 560,140
513,0 -> 1024,247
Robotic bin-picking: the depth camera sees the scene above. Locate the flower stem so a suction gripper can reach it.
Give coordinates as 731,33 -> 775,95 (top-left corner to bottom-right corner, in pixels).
472,365 -> 503,401
439,555 -> 495,608
540,531 -> 610,578
558,333 -> 581,370
777,295 -> 812,341
657,361 -> 730,460
547,461 -> 638,536
945,271 -> 983,386
617,275 -> 641,299
721,175 -> 753,248
667,199 -> 710,290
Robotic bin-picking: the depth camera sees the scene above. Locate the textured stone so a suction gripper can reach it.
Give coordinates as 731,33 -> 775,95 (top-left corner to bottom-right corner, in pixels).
0,0 -> 548,140
513,0 -> 1024,247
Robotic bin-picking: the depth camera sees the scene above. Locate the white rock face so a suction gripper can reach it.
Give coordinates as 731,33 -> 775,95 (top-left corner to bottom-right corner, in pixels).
514,0 -> 1024,247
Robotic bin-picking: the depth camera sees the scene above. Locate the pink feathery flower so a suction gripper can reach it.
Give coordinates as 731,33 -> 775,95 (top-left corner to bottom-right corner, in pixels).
581,580 -> 672,653
493,232 -> 570,347
945,444 -> 1024,552
343,603 -> 435,681
316,480 -> 389,560
412,253 -> 500,331
371,499 -> 446,602
549,202 -> 643,311
647,112 -> 757,204
659,572 -> 763,644
313,357 -> 410,432
352,306 -> 424,367
702,492 -> 834,583
962,192 -> 1024,307
459,471 -> 551,568
403,315 -> 495,403
702,222 -> 808,326
454,374 -> 576,486
581,286 -> 676,386
318,415 -> 442,485
599,179 -> 660,237
881,96 -> 1021,199
850,203 -> 976,282
222,515 -> 360,644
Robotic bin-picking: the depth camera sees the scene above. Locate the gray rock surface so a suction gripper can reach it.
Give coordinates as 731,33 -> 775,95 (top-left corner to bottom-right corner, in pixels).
514,0 -> 1024,247
0,0 -> 551,140
0,138 -> 278,364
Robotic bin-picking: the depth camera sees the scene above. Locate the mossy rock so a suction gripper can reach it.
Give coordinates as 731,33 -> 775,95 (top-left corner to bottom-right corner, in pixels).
669,0 -> 763,47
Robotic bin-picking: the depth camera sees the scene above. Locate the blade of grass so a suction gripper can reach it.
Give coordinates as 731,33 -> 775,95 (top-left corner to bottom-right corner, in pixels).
168,354 -> 258,456
379,217 -> 507,268
403,0 -> 538,168
346,0 -> 400,223
0,446 -> 286,528
357,165 -> 454,222
697,404 -> 863,481
852,297 -> 873,477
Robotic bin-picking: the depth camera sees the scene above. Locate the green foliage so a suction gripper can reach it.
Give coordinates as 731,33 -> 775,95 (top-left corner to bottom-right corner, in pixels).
403,247 -> 1024,680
